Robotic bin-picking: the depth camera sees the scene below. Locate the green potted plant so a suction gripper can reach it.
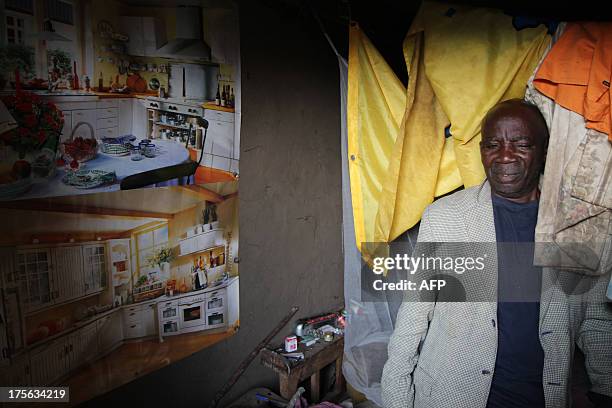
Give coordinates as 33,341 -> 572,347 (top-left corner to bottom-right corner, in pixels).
201,204 -> 219,231
0,44 -> 35,89
147,246 -> 175,279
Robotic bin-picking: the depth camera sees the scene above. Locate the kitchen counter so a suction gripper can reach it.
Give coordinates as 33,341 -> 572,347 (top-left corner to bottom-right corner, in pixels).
22,277 -> 238,351
92,91 -> 157,99
23,306 -> 122,353
10,90 -> 236,113
136,276 -> 238,304
202,101 -> 235,113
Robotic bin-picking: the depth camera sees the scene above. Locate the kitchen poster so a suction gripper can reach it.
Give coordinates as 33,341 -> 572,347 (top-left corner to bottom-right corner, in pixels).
0,0 -> 241,404
0,183 -> 240,404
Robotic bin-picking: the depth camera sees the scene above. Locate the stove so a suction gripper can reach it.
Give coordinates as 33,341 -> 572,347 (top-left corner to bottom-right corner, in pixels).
144,96 -> 206,117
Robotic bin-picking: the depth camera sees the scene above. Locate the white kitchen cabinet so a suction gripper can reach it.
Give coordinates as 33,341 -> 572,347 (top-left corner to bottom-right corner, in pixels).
108,239 -> 132,287
226,277 -> 239,328
71,110 -> 97,140
82,244 -> 107,295
71,322 -> 98,368
117,98 -> 133,137
132,98 -> 148,139
122,305 -> 144,339
212,155 -> 231,172
30,321 -> 101,386
179,229 -> 224,256
157,300 -> 179,337
204,111 -> 235,160
119,16 -> 166,57
208,120 -> 234,159
96,107 -> 118,119
95,127 -> 118,139
51,246 -> 84,304
15,249 -> 53,313
123,303 -> 156,339
179,238 -> 195,256
60,111 -> 72,143
142,303 -> 157,337
30,339 -> 68,386
97,312 -> 122,354
96,116 -> 118,130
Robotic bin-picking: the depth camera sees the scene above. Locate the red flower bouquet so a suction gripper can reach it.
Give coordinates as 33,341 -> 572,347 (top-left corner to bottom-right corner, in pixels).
1,91 -> 63,159
0,91 -> 64,183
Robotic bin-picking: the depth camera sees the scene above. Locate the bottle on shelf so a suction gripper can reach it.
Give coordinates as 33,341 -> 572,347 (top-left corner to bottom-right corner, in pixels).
215,83 -> 221,106
230,88 -> 235,108
98,71 -> 103,91
221,84 -> 226,107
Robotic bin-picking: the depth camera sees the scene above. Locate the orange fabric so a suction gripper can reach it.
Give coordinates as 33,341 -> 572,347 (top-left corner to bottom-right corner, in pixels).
534,22 -> 612,141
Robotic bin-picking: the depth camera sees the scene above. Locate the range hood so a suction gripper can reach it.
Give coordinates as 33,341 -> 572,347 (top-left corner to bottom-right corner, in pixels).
156,6 -> 211,60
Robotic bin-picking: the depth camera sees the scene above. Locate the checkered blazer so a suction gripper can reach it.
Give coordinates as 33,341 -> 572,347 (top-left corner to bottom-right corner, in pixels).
381,181 -> 612,408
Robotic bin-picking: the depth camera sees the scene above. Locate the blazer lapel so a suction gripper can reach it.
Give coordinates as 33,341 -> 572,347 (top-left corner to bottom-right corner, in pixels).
463,181 -> 498,309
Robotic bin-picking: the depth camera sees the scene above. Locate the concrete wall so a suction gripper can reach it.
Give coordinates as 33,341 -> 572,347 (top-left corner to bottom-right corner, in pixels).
90,1 -> 343,405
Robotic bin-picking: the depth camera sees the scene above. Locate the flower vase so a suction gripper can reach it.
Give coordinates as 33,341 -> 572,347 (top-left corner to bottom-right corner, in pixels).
160,262 -> 170,280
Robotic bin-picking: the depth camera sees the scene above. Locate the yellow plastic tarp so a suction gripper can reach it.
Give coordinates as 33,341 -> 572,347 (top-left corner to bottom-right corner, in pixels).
348,3 -> 551,251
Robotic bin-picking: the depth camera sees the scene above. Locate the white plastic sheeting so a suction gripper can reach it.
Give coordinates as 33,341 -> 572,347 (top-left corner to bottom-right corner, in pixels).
337,54 -> 417,405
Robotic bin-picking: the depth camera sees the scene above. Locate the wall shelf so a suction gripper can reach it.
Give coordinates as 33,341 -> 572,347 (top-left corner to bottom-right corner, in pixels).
177,244 -> 224,258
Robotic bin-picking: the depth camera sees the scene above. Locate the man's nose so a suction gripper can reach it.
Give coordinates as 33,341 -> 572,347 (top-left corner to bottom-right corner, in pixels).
497,143 -> 516,163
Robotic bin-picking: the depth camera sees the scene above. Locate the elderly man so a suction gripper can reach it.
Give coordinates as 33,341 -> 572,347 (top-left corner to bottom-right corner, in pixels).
381,99 -> 612,408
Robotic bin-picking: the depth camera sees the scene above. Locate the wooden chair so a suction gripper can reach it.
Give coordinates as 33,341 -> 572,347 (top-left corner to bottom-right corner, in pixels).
120,118 -> 208,190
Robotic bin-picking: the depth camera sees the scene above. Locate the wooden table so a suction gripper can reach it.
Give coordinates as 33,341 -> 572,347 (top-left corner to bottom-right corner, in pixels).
260,336 -> 345,402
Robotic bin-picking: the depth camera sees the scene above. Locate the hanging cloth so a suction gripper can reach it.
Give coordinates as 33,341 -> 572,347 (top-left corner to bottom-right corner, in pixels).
534,22 -> 612,141
347,23 -> 461,251
372,2 -> 551,244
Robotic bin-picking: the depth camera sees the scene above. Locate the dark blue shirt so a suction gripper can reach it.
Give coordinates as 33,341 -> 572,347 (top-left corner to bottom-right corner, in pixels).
486,194 -> 545,408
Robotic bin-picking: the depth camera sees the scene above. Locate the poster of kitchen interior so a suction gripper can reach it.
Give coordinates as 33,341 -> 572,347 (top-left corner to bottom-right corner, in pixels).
0,0 -> 240,201
0,183 -> 239,404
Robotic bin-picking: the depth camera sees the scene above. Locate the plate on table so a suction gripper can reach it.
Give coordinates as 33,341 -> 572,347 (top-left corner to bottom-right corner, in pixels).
101,136 -> 135,156
62,170 -> 116,189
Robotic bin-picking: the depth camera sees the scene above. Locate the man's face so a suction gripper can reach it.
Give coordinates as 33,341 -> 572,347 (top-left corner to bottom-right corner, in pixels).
480,108 -> 547,202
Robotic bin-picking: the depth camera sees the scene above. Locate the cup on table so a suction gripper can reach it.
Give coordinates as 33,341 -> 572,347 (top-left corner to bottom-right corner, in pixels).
130,147 -> 143,161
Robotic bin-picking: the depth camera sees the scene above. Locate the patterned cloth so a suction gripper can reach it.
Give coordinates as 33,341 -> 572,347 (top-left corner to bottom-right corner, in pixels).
381,181 -> 612,408
525,24 -> 612,276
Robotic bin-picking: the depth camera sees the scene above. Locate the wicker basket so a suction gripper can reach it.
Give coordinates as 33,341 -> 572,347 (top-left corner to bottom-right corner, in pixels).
61,122 -> 98,163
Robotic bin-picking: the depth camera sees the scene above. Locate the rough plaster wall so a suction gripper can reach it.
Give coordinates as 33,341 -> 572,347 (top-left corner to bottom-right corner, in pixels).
88,1 -> 343,406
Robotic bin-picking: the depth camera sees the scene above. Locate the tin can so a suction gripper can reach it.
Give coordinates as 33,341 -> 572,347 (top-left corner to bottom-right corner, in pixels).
284,335 -> 298,352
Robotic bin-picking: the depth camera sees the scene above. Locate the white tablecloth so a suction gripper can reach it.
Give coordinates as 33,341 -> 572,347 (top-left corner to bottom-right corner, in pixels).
17,139 -> 190,200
